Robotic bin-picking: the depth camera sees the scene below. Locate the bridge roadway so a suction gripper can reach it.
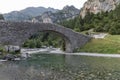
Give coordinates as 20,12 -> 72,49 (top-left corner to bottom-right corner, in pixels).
0,21 -> 91,52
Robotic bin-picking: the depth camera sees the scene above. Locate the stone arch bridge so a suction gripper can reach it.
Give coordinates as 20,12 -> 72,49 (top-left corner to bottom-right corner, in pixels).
0,21 -> 91,52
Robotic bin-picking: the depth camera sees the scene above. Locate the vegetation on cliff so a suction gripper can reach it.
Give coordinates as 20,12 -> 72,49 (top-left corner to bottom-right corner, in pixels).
60,4 -> 120,35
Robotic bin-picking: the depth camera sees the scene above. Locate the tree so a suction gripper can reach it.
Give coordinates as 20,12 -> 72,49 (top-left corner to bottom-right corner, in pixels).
74,17 -> 81,32
109,23 -> 120,34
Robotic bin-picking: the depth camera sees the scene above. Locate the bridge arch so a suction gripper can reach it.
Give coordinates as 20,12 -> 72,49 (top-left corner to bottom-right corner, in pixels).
0,21 -> 91,52
26,30 -> 72,52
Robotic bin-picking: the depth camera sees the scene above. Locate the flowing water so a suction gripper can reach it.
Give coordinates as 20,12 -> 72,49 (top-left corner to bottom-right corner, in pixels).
0,53 -> 120,80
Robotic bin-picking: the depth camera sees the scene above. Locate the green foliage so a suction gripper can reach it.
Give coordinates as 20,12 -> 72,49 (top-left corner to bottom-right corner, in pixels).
59,17 -> 82,32
0,45 -> 7,56
23,32 -> 65,50
109,23 -> 120,34
0,47 -> 4,52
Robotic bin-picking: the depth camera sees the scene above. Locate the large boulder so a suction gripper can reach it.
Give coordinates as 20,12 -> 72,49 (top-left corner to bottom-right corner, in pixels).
4,45 -> 20,52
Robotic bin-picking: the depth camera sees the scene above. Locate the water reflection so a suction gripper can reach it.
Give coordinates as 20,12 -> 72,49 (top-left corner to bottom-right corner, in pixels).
0,53 -> 120,80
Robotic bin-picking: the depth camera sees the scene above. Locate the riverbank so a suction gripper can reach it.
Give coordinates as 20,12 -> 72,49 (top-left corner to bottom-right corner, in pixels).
1,47 -> 120,62
78,35 -> 120,54
20,48 -> 120,58
49,52 -> 120,58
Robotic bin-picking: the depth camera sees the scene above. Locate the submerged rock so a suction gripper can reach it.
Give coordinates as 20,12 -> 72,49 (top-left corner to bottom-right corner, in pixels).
2,54 -> 15,61
2,54 -> 21,61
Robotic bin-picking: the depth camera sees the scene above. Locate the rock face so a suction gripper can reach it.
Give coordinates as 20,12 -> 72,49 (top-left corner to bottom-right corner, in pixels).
80,0 -> 120,18
32,5 -> 80,23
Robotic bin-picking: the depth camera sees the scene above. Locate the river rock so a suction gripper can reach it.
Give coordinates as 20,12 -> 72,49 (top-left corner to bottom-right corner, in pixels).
4,45 -> 20,52
2,54 -> 15,61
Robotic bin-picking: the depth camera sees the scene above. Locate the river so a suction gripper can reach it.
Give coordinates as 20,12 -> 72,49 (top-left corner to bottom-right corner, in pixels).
0,53 -> 120,80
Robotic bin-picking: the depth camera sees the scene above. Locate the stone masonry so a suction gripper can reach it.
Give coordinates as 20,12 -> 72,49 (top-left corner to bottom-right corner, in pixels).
0,21 -> 91,52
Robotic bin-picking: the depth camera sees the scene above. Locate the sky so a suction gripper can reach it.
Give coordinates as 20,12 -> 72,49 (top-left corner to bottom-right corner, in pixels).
0,0 -> 87,13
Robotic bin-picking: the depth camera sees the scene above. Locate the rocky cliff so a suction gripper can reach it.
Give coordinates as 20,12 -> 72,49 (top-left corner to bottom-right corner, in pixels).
32,5 -> 80,23
80,0 -> 120,18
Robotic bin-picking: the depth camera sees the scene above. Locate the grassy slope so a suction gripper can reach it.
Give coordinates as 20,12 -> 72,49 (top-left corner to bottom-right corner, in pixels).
79,35 -> 120,54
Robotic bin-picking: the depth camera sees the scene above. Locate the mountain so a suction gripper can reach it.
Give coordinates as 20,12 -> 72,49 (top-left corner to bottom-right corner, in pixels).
3,7 -> 58,21
80,0 -> 120,18
32,5 -> 80,23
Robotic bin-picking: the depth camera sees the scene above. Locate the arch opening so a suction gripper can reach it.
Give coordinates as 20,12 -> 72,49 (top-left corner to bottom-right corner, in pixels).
22,30 -> 72,52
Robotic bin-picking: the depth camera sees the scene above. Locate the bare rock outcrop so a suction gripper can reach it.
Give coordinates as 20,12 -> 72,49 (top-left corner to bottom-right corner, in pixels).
32,5 -> 80,23
80,0 -> 120,18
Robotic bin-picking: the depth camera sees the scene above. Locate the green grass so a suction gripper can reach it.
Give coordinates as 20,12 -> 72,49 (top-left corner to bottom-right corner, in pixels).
78,35 -> 120,54
106,35 -> 120,44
